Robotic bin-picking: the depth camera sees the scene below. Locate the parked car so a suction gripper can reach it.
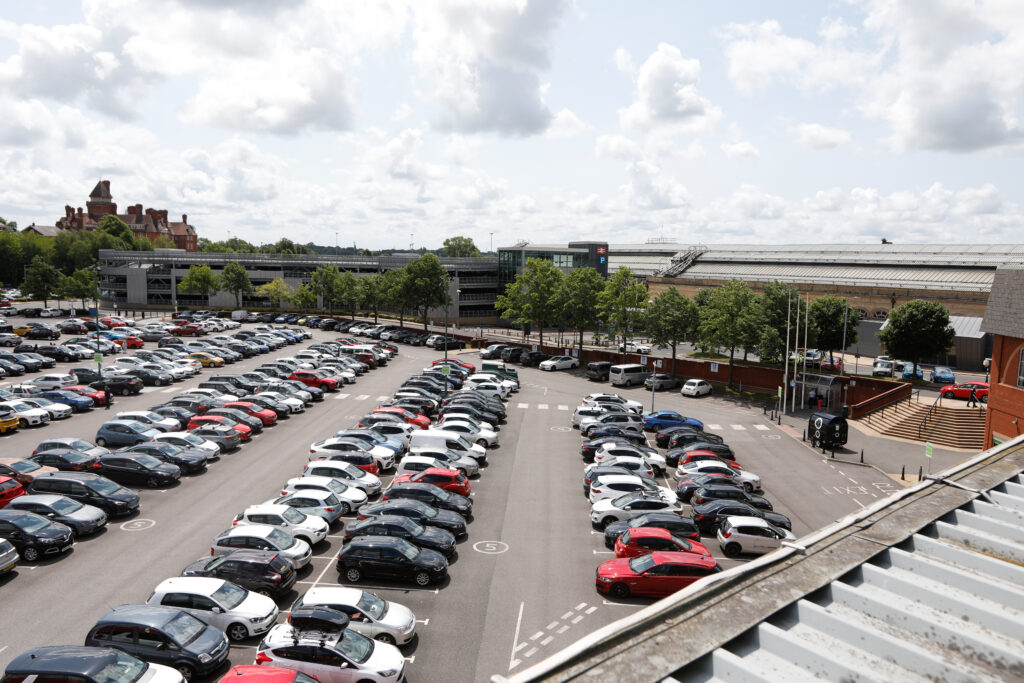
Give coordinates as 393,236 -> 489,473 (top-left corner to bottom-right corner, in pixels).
28,471 -> 140,516
2,646 -> 184,683
0,509 -> 74,561
97,452 -> 181,487
939,381 -> 989,403
345,515 -> 456,558
644,373 -> 681,391
356,498 -> 467,537
0,457 -> 58,485
5,493 -> 107,536
210,525 -> 312,569
680,378 -> 713,397
717,516 -> 796,557
95,419 -> 161,448
182,549 -> 298,598
290,586 -> 417,646
642,410 -> 703,432
691,499 -> 793,536
0,476 -> 25,509
603,512 -> 701,548
147,576 -> 279,643
590,492 -> 685,529
613,527 -> 711,558
929,366 -> 956,384
538,355 -> 579,371
118,442 -> 208,474
595,551 -> 720,598
336,535 -> 448,587
233,503 -> 329,547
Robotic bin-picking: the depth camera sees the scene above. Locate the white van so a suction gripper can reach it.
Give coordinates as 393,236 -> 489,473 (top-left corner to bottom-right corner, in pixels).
409,429 -> 487,462
609,364 -> 651,387
231,310 -> 248,321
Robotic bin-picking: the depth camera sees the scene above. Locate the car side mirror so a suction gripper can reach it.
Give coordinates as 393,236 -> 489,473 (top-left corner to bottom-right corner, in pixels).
211,607 -> 222,614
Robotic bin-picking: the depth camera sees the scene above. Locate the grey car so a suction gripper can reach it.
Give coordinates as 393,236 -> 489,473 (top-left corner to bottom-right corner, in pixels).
211,524 -> 312,568
189,424 -> 242,452
266,489 -> 352,523
644,373 -> 682,391
33,437 -> 110,459
6,493 -> 108,537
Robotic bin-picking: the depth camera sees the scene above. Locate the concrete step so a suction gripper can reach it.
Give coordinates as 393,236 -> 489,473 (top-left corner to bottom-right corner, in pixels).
857,401 -> 986,450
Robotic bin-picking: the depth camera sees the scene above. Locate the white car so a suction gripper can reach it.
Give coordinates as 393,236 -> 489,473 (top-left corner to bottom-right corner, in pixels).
291,586 -> 417,646
146,361 -> 189,381
116,410 -> 180,432
583,393 -> 644,413
394,454 -> 453,477
717,516 -> 795,557
539,355 -> 579,371
0,400 -> 50,427
28,373 -> 78,390
572,404 -> 615,428
681,379 -> 713,397
437,420 -> 499,447
590,492 -> 685,528
309,438 -> 395,470
584,455 -> 655,480
618,341 -> 652,354
579,412 -> 644,436
234,503 -> 329,546
678,461 -> 762,492
257,391 -> 305,413
7,384 -> 45,397
211,525 -> 312,568
438,410 -> 495,433
302,460 -> 383,496
587,474 -> 676,505
257,622 -> 406,683
153,431 -> 221,457
593,444 -> 667,474
185,387 -> 240,402
148,576 -> 279,642
113,356 -> 147,369
172,358 -> 202,375
20,397 -> 72,420
462,379 -> 507,400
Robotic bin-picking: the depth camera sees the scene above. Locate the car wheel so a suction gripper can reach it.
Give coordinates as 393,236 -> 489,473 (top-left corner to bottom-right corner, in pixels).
255,587 -> 274,597
414,571 -> 431,586
146,475 -> 161,488
743,482 -> 753,493
981,395 -> 988,404
96,438 -> 107,447
121,387 -> 130,396
345,567 -> 362,582
337,502 -> 350,515
601,516 -> 617,529
477,438 -> 488,447
375,632 -> 396,645
174,663 -> 195,681
21,545 -> 40,562
19,419 -> 28,429
227,622 -> 250,642
609,582 -> 630,598
723,543 -> 742,558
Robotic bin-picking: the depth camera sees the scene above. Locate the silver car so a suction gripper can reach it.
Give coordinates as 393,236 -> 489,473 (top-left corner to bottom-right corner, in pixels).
266,487 -> 361,522
406,449 -> 480,478
6,493 -> 107,537
116,411 -> 180,432
301,461 -> 382,495
210,525 -> 312,568
0,539 -> 18,575
291,587 -> 417,646
20,397 -> 73,420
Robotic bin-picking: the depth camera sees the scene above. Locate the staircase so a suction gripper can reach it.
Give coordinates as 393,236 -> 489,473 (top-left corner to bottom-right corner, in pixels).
657,246 -> 707,277
859,399 -> 986,450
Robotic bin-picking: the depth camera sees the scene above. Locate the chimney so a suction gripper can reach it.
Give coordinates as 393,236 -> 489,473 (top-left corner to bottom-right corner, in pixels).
182,214 -> 187,224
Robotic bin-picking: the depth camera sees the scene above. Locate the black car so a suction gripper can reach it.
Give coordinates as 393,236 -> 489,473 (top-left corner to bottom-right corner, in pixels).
10,353 -> 44,371
118,442 -> 208,474
432,337 -> 463,350
89,377 -> 143,397
690,484 -> 772,511
183,549 -> 298,597
30,448 -> 101,472
0,356 -> 24,375
500,346 -> 526,362
97,453 -> 181,487
3,647 -> 167,683
336,535 -> 448,586
32,345 -> 78,363
28,471 -> 141,516
480,344 -> 510,359
382,481 -> 472,517
118,367 -> 173,387
70,366 -> 103,384
675,473 -> 742,503
0,509 -> 74,561
159,395 -> 213,414
25,325 -> 60,340
345,515 -> 457,558
691,499 -> 792,536
149,404 -> 198,423
655,425 -> 706,448
238,394 -> 290,418
580,435 -> 644,463
666,441 -> 736,467
603,512 -> 702,549
358,498 -> 467,537
58,321 -> 89,334
521,351 -> 551,367
582,465 -> 643,496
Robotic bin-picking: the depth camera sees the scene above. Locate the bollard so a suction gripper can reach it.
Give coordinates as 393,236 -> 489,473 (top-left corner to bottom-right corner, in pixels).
900,465 -> 905,480
831,446 -> 835,458
802,429 -> 806,441
860,449 -> 864,463
821,444 -> 826,454
917,466 -> 923,481
763,405 -> 766,415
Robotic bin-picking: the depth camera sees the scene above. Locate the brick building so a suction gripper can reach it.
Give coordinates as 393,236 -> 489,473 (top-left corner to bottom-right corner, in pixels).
980,267 -> 1024,447
56,180 -> 198,251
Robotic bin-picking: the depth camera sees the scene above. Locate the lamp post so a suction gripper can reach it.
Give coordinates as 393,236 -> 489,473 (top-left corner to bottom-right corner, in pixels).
91,265 -> 103,387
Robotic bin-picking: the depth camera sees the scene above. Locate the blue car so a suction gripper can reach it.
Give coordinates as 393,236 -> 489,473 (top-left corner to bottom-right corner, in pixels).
642,410 -> 704,432
274,314 -> 289,323
95,419 -> 162,448
901,364 -> 924,380
37,389 -> 94,412
929,366 -> 956,384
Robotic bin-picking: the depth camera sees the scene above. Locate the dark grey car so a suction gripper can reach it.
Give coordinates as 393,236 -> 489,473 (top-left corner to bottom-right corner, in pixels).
6,493 -> 107,537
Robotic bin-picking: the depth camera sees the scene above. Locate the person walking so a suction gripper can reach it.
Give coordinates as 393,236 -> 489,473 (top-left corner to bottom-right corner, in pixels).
103,384 -> 112,410
967,385 -> 978,407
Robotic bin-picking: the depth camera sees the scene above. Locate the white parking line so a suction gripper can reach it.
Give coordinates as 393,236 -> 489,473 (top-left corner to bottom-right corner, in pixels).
517,403 -> 529,409
556,625 -> 569,634
753,424 -> 769,431
540,635 -> 553,646
575,602 -> 586,610
707,423 -> 722,430
571,615 -> 584,624
333,393 -> 347,400
561,611 -> 573,620
376,395 -> 389,401
585,606 -> 597,614
602,600 -> 645,607
557,405 -> 568,410
509,602 -> 525,671
546,621 -> 559,630
354,394 -> 369,400
530,631 -> 544,641
731,424 -> 746,430
524,647 -> 538,658
592,549 -> 614,555
537,404 -> 548,410
160,387 -> 176,393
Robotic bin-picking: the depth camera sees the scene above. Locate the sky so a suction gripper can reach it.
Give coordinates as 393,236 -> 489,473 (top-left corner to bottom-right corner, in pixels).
0,0 -> 1022,250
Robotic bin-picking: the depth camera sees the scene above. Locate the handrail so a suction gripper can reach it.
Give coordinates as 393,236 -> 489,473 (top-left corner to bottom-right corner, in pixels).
850,381 -> 912,420
916,393 -> 943,438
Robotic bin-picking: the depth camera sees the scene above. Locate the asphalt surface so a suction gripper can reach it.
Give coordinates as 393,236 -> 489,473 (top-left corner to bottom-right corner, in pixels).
0,324 -> 884,681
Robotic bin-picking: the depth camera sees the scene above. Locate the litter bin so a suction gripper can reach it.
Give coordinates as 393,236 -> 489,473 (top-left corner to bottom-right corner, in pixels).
808,412 -> 848,449
841,404 -> 850,419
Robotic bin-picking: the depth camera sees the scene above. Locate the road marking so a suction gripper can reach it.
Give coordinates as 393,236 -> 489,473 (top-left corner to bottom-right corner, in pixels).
354,394 -> 369,400
592,549 -> 614,555
707,423 -> 721,430
416,618 -> 430,625
530,631 -> 544,641
537,404 -> 548,410
332,393 -> 347,400
160,387 -> 176,393
561,611 -> 573,620
848,477 -> 858,484
557,405 -> 568,410
405,656 -> 416,663
753,424 -> 769,431
0,646 -> 7,654
852,498 -> 864,508
517,403 -> 529,409
375,395 -> 388,401
731,424 -> 746,430
514,642 -> 528,653
326,534 -> 347,539
524,647 -> 538,658
556,625 -> 570,634
585,606 -> 597,614
509,601 -> 525,671
541,635 -> 554,646
546,621 -> 559,630
575,602 -> 587,610
602,600 -> 645,607
572,615 -> 584,624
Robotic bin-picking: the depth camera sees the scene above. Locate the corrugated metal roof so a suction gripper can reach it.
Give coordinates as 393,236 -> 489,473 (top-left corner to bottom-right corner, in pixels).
664,243 -> 1024,268
879,315 -> 987,339
495,436 -> 1024,683
608,254 -> 674,276
673,263 -> 996,292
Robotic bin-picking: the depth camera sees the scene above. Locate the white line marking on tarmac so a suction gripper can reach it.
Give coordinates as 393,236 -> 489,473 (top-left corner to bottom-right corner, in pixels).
541,635 -> 553,646
848,477 -> 858,484
561,611 -> 573,620
509,602 -> 524,671
572,615 -> 584,624
557,405 -> 568,410
530,631 -> 543,641
575,602 -> 586,610
405,656 -> 416,663
376,395 -> 389,401
354,394 -> 369,400
537,404 -> 548,410
707,423 -> 721,430
556,625 -> 569,634
416,618 -> 430,625
524,647 -> 538,658
731,424 -> 746,430
852,498 -> 864,508
546,621 -> 559,630
753,424 -> 769,431
517,403 -> 529,409
514,642 -> 527,653
602,600 -> 644,607
585,606 -> 597,614
160,387 -> 176,393
592,549 -> 614,555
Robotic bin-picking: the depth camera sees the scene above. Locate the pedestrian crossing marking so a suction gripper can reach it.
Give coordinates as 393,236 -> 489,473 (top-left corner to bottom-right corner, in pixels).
160,387 -> 176,393
517,403 -> 529,409
332,393 -> 348,400
376,395 -> 389,401
557,405 -> 568,410
707,423 -> 722,430
753,424 -> 769,431
731,424 -> 746,430
354,394 -> 370,400
537,404 -> 548,410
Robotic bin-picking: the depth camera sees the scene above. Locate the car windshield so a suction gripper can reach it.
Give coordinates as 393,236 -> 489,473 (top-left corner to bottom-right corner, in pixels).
211,580 -> 248,609
88,478 -> 123,495
395,538 -> 420,560
321,493 -> 340,506
181,434 -> 204,446
628,554 -> 657,573
134,455 -> 162,469
403,519 -> 426,535
9,459 -> 39,473
611,493 -> 638,507
409,501 -> 436,518
267,528 -> 295,549
355,591 -> 387,619
60,451 -> 90,464
336,628 -> 374,664
14,514 -> 49,533
282,508 -> 306,524
164,612 -> 207,645
327,480 -> 348,494
66,438 -> 94,451
94,650 -> 148,683
50,497 -> 83,514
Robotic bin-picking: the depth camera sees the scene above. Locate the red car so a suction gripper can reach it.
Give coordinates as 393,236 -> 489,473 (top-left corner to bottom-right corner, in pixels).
392,468 -> 471,496
111,335 -> 144,349
289,370 -> 338,392
373,406 -> 430,429
99,317 -> 127,328
433,358 -> 476,374
595,551 -> 721,599
0,476 -> 26,508
819,358 -> 843,371
677,450 -> 742,470
219,665 -> 316,682
613,527 -> 711,559
188,415 -> 252,441
939,381 -> 989,402
171,324 -> 202,336
222,401 -> 277,426
66,385 -> 107,406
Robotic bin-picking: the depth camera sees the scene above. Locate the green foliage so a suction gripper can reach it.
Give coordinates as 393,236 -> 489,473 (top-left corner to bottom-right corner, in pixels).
96,215 -> 134,243
337,271 -> 359,317
177,264 -> 221,298
443,236 -> 482,257
257,278 -> 292,307
599,267 -> 648,353
644,287 -> 699,375
357,273 -> 385,322
220,262 -> 253,307
877,300 -> 955,375
291,283 -> 316,311
309,265 -> 342,311
22,256 -> 60,305
695,280 -> 762,386
555,267 -> 605,349
496,257 -> 564,348
404,254 -> 449,331
809,295 -> 859,364
60,269 -> 99,307
758,282 -> 812,363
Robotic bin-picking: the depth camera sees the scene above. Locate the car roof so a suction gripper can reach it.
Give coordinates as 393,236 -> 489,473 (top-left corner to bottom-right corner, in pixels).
246,503 -> 293,515
6,646 -> 124,676
98,604 -> 182,628
155,576 -> 225,595
721,515 -> 772,527
594,474 -> 647,485
13,493 -> 68,506
648,551 -> 718,568
222,524 -> 277,539
282,489 -> 332,500
626,526 -> 674,540
302,585 -> 363,604
345,534 -> 406,547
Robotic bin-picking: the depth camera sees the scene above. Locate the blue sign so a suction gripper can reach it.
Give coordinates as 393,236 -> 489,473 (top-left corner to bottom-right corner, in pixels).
599,256 -> 607,264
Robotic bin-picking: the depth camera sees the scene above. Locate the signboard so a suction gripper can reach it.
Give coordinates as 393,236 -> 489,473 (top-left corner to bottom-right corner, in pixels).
654,360 -> 662,368
564,348 -> 570,355
94,353 -> 102,364
572,348 -> 578,357
710,362 -> 719,373
441,365 -> 450,375
850,380 -> 857,386
925,442 -> 933,458
777,386 -> 782,398
640,356 -> 648,365
599,256 -> 607,264
596,246 -> 607,255
790,379 -> 796,387
532,344 -> 538,352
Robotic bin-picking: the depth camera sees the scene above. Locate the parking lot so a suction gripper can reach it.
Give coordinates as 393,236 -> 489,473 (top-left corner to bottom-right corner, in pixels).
0,321 -> 892,681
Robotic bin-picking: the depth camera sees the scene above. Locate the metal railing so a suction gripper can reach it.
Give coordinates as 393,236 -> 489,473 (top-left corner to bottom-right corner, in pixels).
917,393 -> 943,438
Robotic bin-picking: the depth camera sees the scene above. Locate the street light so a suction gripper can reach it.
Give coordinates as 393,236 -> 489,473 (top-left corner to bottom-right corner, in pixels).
839,296 -> 859,376
90,265 -> 103,388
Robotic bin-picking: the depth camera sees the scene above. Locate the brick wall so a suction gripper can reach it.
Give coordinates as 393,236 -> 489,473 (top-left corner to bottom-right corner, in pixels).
985,333 -> 1024,447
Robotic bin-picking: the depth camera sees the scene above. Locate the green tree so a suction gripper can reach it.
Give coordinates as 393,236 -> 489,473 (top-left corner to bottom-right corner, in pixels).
696,280 -> 762,387
220,262 -> 253,308
257,278 -> 292,308
337,271 -> 359,318
151,235 -> 177,249
599,267 -> 648,360
60,268 -> 99,309
645,287 -> 699,376
0,232 -> 23,288
554,267 -> 605,350
758,282 -> 813,364
309,265 -> 342,312
358,273 -> 385,323
496,257 -> 564,349
877,300 -> 955,378
291,283 -> 316,311
96,215 -> 135,245
22,256 -> 60,306
443,236 -> 482,257
177,264 -> 221,300
405,254 -> 449,331
382,268 -> 413,327
0,216 -> 17,230
809,295 -> 859,367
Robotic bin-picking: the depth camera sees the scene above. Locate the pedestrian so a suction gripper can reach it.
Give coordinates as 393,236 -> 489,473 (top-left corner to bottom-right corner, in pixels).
103,383 -> 111,410
808,388 -> 816,409
967,385 -> 977,407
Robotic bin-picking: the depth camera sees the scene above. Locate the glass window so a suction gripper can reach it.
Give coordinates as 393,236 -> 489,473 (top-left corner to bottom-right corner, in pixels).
1018,348 -> 1024,388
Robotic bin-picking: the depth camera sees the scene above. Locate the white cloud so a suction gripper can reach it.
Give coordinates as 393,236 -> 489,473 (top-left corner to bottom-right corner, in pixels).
545,109 -> 592,139
721,140 -> 760,159
614,47 -> 635,73
595,135 -> 641,160
620,43 -> 721,135
621,160 -> 690,210
791,123 -> 852,149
